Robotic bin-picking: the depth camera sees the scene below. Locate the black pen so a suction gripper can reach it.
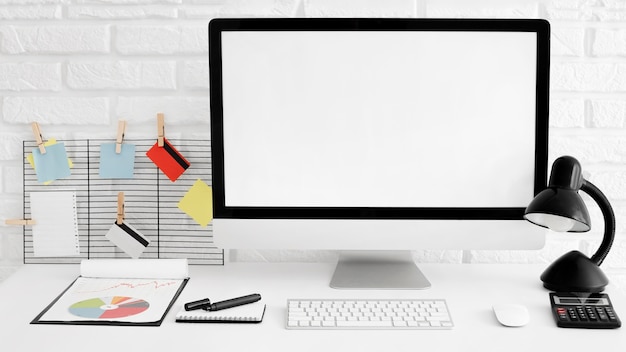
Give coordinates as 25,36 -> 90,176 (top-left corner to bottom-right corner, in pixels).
204,293 -> 262,311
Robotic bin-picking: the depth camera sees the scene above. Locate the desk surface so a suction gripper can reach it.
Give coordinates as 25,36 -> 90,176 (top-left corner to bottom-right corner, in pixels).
0,263 -> 624,351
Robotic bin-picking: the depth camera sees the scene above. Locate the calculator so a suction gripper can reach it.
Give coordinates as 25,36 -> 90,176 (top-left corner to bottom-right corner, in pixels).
550,292 -> 621,329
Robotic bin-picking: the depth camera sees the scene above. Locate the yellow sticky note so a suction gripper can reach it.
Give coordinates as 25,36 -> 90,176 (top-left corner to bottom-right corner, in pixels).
177,179 -> 213,227
27,138 -> 74,185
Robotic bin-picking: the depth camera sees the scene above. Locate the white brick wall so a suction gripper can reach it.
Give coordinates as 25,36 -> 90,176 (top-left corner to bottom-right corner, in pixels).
0,63 -> 61,91
0,25 -> 109,54
1,0 -> 625,293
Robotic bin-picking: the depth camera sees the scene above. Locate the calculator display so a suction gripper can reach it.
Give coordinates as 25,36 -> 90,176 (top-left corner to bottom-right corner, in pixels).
554,297 -> 608,305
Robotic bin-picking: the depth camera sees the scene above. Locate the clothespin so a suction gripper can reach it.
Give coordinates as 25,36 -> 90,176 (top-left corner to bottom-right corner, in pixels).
157,113 -> 165,147
31,122 -> 46,154
116,192 -> 125,225
5,219 -> 36,226
116,120 -> 126,154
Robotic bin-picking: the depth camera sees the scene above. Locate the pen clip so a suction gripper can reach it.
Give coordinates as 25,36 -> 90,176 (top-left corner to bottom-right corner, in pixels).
184,298 -> 211,311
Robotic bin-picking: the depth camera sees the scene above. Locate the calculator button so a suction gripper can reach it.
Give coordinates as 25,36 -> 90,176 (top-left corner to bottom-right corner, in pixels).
576,307 -> 587,320
605,308 -> 618,321
567,308 -> 578,321
596,308 -> 609,321
556,308 -> 568,321
585,307 -> 597,320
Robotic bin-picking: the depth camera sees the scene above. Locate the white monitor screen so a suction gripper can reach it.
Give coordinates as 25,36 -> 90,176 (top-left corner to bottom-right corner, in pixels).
210,19 -> 549,220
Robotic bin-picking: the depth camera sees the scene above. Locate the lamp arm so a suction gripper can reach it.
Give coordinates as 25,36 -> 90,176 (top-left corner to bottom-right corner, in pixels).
581,180 -> 616,266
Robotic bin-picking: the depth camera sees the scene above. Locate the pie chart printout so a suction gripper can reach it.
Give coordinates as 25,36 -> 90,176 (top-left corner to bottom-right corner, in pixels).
69,296 -> 150,319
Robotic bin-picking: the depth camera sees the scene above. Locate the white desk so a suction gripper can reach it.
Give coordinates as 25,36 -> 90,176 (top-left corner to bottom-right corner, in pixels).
0,263 -> 624,351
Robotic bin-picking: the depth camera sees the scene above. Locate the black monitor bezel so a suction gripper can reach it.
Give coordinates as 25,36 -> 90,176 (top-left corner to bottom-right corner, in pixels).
209,18 -> 550,220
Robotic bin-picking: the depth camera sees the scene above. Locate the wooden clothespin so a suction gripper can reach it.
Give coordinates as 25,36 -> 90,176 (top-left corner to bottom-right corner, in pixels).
116,120 -> 126,154
157,113 -> 165,147
5,219 -> 36,226
116,192 -> 125,225
31,122 -> 46,154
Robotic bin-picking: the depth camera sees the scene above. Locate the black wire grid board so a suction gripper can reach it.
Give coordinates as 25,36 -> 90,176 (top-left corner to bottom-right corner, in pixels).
21,139 -> 223,265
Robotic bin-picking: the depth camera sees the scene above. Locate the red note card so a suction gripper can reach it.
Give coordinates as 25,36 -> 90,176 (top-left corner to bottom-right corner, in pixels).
146,138 -> 190,182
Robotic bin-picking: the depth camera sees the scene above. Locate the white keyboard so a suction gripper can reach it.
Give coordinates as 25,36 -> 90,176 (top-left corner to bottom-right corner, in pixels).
286,299 -> 453,329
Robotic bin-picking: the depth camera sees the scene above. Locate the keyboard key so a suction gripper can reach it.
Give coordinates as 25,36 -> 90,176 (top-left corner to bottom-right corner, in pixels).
337,320 -> 393,328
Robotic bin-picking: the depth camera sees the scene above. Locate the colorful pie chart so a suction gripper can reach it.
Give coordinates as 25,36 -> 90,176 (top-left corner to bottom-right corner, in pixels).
69,296 -> 149,319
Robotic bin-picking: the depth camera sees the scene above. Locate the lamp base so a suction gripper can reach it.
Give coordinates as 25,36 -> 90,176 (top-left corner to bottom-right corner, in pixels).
541,250 -> 609,292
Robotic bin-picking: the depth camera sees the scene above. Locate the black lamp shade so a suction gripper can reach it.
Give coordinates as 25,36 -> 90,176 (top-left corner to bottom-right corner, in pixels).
524,187 -> 590,232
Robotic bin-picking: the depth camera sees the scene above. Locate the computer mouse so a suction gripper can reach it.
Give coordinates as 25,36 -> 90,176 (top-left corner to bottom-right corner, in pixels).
492,304 -> 529,327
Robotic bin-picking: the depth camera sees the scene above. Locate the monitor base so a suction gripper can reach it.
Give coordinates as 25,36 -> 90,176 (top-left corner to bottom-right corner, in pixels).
329,251 -> 431,290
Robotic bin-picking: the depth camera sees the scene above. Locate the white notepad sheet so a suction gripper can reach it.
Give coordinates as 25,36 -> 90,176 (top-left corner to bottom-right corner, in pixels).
30,191 -> 80,257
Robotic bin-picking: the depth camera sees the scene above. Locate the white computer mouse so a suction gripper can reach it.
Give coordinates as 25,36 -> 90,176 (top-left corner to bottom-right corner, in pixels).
492,304 -> 529,327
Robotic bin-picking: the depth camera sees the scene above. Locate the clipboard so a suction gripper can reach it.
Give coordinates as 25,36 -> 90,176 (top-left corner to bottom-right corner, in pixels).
31,259 -> 189,326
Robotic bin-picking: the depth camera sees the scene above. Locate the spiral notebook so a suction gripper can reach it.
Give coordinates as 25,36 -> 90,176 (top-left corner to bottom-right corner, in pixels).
175,300 -> 266,323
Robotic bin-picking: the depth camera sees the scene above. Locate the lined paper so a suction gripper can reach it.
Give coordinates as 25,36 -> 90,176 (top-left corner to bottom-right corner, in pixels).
30,191 -> 80,257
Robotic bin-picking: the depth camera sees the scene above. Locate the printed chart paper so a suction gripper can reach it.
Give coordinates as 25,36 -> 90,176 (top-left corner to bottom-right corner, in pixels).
30,191 -> 80,257
37,277 -> 185,324
33,259 -> 189,326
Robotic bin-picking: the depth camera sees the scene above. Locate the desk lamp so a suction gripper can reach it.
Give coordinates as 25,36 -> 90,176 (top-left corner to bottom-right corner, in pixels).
524,155 -> 616,292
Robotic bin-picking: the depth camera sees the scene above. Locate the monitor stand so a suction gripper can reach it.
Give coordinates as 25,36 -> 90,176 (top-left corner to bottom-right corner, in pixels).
329,250 -> 431,289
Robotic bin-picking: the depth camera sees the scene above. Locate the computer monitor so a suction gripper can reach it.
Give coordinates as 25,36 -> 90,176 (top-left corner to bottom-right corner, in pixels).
209,18 -> 550,289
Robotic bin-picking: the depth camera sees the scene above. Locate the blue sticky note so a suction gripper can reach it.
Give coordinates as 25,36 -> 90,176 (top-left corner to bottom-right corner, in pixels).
99,143 -> 136,179
31,143 -> 72,183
